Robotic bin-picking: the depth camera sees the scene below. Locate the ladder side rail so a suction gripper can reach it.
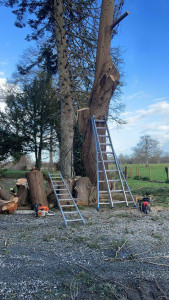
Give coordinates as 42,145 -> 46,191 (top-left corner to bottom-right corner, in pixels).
48,172 -> 68,225
91,116 -> 100,210
59,172 -> 85,224
113,154 -> 137,207
92,116 -> 114,207
105,122 -> 129,205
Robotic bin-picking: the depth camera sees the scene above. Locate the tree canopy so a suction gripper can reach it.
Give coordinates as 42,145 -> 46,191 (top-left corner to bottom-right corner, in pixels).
0,72 -> 60,168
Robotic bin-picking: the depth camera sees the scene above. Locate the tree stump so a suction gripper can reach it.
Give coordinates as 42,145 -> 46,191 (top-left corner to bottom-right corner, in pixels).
74,177 -> 92,206
16,178 -> 29,206
26,171 -> 48,207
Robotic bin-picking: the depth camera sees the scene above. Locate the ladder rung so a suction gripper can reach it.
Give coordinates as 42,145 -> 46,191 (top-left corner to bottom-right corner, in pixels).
110,179 -> 121,182
102,152 -> 113,154
58,193 -> 69,195
110,190 -> 124,192
99,179 -> 120,182
96,127 -> 106,129
113,201 -> 127,203
103,160 -> 115,163
61,205 -> 75,207
66,219 -> 82,222
100,143 -> 111,145
99,202 -> 110,205
55,189 -> 67,191
98,135 -> 109,137
99,191 -> 108,193
58,199 -> 73,201
110,190 -> 130,193
64,211 -> 78,214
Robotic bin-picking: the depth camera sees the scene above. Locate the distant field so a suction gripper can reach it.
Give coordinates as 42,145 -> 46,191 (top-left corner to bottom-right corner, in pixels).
121,163 -> 169,182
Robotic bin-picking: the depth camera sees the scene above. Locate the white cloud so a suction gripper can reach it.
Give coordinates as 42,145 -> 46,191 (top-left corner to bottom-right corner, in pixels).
152,97 -> 166,102
0,72 -> 5,76
124,91 -> 149,101
0,61 -> 8,66
0,78 -> 21,111
109,100 -> 169,155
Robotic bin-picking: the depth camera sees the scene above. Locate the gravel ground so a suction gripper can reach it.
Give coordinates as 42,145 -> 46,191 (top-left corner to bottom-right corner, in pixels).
0,205 -> 169,299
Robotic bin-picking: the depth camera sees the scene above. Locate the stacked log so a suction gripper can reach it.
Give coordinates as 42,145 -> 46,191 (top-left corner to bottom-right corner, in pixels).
0,188 -> 18,213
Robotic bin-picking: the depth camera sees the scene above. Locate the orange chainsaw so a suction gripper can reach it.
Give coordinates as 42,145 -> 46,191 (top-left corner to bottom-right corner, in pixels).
35,203 -> 49,217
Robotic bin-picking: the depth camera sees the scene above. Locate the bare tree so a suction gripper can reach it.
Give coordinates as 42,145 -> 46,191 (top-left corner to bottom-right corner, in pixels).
132,135 -> 162,165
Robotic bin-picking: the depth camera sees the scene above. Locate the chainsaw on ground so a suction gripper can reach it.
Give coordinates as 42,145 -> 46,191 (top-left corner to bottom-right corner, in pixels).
139,197 -> 151,214
35,203 -> 55,217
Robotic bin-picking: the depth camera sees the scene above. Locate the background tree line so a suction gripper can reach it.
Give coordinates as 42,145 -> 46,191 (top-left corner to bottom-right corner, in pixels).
118,135 -> 169,165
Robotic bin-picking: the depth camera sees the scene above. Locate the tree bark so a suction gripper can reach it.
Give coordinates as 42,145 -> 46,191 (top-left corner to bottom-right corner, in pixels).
74,177 -> 92,206
0,188 -> 12,201
81,0 -> 120,184
49,126 -> 54,166
26,171 -> 48,207
54,0 -> 74,178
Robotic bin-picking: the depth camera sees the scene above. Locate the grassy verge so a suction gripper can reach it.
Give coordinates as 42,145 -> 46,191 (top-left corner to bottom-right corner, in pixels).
127,178 -> 169,208
0,170 -> 28,178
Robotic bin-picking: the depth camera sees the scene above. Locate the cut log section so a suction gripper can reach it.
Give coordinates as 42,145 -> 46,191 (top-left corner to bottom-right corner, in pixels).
26,171 -> 48,207
16,178 -> 29,206
0,197 -> 19,214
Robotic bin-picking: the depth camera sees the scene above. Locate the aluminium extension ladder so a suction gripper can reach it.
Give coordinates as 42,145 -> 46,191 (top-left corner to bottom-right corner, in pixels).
91,116 -> 137,210
48,172 -> 85,225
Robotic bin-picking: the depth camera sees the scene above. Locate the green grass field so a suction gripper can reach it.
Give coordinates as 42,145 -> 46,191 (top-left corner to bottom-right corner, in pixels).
122,163 -> 169,182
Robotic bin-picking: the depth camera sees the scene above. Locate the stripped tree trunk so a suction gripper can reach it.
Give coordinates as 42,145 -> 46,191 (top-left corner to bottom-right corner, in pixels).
54,0 -> 74,178
81,0 -> 120,184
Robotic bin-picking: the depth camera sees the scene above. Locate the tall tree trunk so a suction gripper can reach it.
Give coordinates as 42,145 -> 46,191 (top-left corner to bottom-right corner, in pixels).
54,0 -> 74,178
49,126 -> 54,166
81,0 -> 120,184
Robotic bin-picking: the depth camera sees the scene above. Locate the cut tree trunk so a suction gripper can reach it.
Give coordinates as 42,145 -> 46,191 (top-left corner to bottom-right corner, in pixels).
26,171 -> 48,207
80,0 -> 120,184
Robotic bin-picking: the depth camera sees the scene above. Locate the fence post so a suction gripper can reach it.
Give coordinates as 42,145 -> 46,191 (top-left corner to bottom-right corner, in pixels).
124,166 -> 128,179
149,167 -> 151,181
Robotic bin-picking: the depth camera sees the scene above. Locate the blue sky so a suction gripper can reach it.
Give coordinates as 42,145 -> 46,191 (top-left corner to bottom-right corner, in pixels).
0,0 -> 169,156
